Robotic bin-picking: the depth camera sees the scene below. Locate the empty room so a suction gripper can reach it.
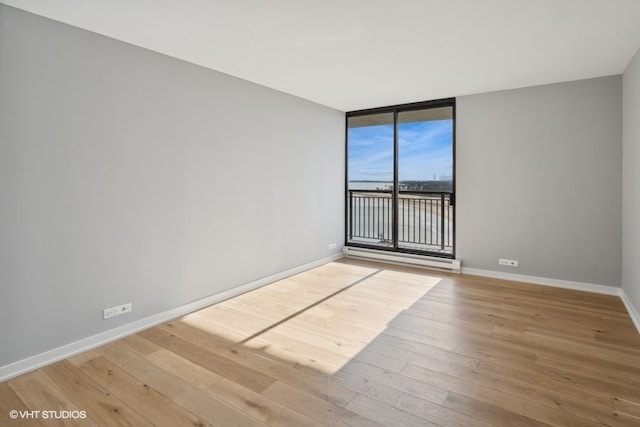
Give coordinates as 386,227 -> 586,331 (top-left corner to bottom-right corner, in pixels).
1,1 -> 640,426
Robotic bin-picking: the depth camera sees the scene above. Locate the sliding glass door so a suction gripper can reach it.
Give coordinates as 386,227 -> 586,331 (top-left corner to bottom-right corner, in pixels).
346,99 -> 455,257
346,112 -> 395,247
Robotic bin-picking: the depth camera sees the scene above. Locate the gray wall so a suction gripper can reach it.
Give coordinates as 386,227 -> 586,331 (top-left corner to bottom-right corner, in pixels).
457,77 -> 622,287
0,6 -> 344,367
622,48 -> 640,315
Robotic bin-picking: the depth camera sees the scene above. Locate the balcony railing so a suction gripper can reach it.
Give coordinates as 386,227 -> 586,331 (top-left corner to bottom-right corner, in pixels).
347,190 -> 453,254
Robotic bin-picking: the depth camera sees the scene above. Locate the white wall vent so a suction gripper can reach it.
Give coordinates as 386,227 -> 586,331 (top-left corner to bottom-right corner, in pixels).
343,247 -> 461,273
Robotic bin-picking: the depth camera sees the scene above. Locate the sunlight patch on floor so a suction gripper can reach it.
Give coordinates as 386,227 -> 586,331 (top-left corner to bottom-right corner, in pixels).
180,262 -> 442,374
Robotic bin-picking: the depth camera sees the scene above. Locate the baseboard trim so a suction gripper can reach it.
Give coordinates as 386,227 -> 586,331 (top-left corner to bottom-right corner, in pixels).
0,252 -> 344,382
461,267 -> 621,296
620,290 -> 640,334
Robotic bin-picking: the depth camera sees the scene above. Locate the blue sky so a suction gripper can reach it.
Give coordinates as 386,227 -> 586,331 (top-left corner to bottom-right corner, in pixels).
348,119 -> 453,182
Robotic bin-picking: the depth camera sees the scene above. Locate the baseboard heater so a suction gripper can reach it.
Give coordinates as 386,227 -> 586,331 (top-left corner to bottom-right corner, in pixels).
343,247 -> 461,273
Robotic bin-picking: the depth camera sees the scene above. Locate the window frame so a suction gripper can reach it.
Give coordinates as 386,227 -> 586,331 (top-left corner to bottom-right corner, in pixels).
345,97 -> 456,259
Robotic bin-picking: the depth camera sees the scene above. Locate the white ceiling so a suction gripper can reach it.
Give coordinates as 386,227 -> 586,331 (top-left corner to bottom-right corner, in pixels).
2,0 -> 640,111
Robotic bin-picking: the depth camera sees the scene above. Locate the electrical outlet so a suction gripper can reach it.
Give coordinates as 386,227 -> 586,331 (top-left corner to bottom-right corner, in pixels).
103,303 -> 132,319
328,242 -> 337,250
499,258 -> 519,267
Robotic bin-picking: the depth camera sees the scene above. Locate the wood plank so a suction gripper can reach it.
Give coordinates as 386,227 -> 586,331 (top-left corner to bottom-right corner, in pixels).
39,360 -> 154,427
269,321 -> 373,362
206,379 -> 324,427
180,311 -> 255,342
146,348 -> 224,390
471,361 -> 640,425
342,382 -> 493,427
492,325 -> 640,369
453,338 -> 538,369
119,333 -> 164,356
194,305 -> 279,339
78,356 -> 211,427
67,350 -> 100,366
382,325 -> 459,352
612,396 -> 640,419
402,358 -> 640,426
332,363 -> 449,406
352,347 -> 407,373
157,320 -> 358,407
428,277 -> 631,325
262,380 -> 383,427
355,358 -> 608,427
0,381 -> 45,427
145,344 -> 322,426
595,328 -> 640,348
345,393 -> 439,427
9,370 -> 100,427
372,332 -> 481,369
389,310 -> 494,336
535,355 -> 640,391
364,335 -> 480,372
139,326 -> 276,392
443,391 -> 548,427
95,341 -> 267,427
267,308 -> 389,346
252,329 -> 350,373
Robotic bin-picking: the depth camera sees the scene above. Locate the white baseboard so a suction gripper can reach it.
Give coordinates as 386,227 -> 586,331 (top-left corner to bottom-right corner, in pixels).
620,290 -> 640,334
461,267 -> 622,296
0,252 -> 344,382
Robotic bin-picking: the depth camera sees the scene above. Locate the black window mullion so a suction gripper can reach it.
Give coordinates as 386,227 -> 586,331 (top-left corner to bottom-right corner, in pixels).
392,110 -> 399,250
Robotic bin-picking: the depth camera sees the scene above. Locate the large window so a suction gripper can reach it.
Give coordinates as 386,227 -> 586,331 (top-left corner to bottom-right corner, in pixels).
346,99 -> 455,257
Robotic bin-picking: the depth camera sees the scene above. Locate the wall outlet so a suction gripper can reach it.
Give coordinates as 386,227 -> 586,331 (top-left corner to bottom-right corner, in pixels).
499,258 -> 519,267
103,302 -> 132,319
328,242 -> 337,250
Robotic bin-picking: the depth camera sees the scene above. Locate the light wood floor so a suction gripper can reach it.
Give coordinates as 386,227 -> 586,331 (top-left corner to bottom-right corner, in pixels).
2,259 -> 640,426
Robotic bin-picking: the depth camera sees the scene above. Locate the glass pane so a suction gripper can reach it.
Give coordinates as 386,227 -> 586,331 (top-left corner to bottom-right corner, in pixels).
347,112 -> 394,247
397,107 -> 453,254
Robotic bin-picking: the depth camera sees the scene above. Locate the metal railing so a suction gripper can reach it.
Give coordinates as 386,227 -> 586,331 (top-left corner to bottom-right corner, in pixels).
347,190 -> 453,253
